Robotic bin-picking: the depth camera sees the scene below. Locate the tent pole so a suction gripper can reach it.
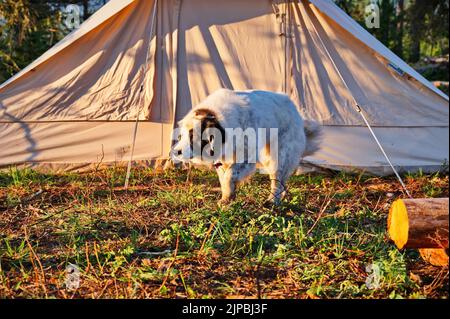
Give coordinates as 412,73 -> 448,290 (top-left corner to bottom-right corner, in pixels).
124,0 -> 158,189
284,1 -> 288,94
285,0 -> 291,95
125,109 -> 141,189
304,3 -> 412,198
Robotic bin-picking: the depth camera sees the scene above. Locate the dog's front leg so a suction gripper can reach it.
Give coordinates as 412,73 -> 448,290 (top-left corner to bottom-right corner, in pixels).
217,167 -> 236,205
217,163 -> 256,205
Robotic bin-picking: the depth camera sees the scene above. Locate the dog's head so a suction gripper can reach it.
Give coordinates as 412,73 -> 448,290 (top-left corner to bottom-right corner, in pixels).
171,108 -> 225,165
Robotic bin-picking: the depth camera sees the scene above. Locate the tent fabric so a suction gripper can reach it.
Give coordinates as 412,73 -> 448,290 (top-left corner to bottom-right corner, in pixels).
0,0 -> 135,89
304,126 -> 449,175
150,0 -> 181,123
0,0 -> 136,91
0,121 -> 173,170
0,0 -> 448,175
309,0 -> 449,102
0,0 -> 156,121
290,0 -> 448,126
175,0 -> 285,118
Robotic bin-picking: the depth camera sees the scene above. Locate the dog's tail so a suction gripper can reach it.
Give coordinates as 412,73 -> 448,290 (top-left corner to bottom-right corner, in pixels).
303,120 -> 322,157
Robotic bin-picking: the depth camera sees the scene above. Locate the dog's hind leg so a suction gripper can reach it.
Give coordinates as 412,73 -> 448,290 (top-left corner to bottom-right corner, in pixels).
265,137 -> 302,205
267,172 -> 287,206
264,148 -> 288,205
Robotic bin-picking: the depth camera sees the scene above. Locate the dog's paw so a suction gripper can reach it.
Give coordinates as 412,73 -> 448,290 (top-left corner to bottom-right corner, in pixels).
265,196 -> 281,207
217,198 -> 232,207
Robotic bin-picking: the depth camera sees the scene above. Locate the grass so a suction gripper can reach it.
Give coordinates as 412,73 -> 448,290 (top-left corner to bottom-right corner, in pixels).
0,166 -> 448,299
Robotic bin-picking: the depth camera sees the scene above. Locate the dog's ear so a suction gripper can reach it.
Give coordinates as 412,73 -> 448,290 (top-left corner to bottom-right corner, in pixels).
193,108 -> 225,144
193,108 -> 216,120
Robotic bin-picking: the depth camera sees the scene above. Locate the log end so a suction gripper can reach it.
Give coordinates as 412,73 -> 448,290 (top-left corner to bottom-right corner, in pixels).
388,199 -> 409,249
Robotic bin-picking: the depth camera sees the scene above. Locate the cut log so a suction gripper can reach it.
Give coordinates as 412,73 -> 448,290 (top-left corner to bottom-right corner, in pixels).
388,198 -> 449,249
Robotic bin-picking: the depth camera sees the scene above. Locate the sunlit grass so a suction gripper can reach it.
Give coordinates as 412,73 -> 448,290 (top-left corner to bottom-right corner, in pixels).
0,167 -> 448,299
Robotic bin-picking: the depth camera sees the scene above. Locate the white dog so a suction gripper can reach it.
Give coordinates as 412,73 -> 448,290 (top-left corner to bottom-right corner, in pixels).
171,89 -> 321,205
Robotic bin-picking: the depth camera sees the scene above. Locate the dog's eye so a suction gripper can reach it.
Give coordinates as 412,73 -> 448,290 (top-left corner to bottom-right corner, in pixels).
178,134 -> 182,141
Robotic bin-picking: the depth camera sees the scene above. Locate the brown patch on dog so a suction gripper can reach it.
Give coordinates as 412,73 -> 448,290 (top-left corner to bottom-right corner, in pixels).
195,109 -> 226,144
194,108 -> 217,120
187,108 -> 226,155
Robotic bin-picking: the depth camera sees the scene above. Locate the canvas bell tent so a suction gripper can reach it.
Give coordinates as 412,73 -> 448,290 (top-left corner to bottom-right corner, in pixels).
0,0 -> 448,175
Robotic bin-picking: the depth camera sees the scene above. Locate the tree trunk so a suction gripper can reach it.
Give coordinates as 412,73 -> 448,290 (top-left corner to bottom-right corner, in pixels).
394,0 -> 404,58
82,0 -> 90,20
408,0 -> 426,62
378,0 -> 393,46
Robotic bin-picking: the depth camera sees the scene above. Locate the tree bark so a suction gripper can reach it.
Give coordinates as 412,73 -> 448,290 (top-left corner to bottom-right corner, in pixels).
394,0 -> 404,58
408,0 -> 426,62
378,0 -> 393,46
82,0 -> 90,20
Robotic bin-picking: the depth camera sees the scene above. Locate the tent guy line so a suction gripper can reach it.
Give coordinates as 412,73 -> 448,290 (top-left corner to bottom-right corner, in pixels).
124,0 -> 159,190
306,9 -> 412,197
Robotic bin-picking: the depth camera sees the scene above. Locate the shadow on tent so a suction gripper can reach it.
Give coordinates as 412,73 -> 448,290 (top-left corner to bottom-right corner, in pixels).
0,101 -> 38,162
